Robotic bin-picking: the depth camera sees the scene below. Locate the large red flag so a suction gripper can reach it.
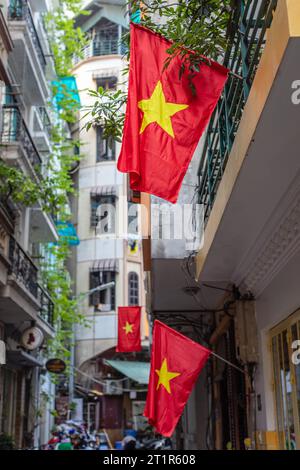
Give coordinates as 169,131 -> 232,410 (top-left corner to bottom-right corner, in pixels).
144,320 -> 211,436
116,306 -> 141,352
117,24 -> 229,203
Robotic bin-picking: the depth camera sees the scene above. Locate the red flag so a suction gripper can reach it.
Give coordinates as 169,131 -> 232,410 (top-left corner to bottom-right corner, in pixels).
116,306 -> 141,352
144,320 -> 211,436
117,24 -> 229,203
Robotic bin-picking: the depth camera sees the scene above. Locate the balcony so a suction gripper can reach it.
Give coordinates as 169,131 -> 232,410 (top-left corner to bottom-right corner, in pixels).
195,0 -> 300,292
38,283 -> 54,327
31,106 -> 52,152
74,37 -> 124,65
0,235 -> 55,333
8,0 -> 46,72
8,235 -> 38,298
9,237 -> 55,327
7,0 -> 49,103
0,105 -> 42,177
197,0 -> 278,224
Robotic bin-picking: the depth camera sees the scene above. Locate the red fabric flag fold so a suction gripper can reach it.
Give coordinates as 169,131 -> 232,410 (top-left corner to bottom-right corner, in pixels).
116,306 -> 141,352
118,23 -> 229,203
144,320 -> 211,436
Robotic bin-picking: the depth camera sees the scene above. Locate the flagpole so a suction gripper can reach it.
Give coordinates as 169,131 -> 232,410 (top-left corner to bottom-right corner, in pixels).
209,350 -> 246,375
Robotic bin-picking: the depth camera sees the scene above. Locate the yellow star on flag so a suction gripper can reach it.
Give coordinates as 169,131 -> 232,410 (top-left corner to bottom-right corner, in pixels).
138,81 -> 188,138
155,358 -> 180,394
123,321 -> 134,335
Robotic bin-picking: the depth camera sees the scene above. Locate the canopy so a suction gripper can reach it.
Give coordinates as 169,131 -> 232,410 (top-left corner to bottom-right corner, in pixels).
104,360 -> 150,385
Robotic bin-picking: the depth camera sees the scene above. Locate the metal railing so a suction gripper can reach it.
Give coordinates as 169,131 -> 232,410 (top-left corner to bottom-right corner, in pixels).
74,38 -> 121,64
8,236 -> 38,298
8,0 -> 46,72
8,237 -> 54,326
37,106 -> 52,139
93,39 -> 119,56
1,105 -> 42,171
38,284 -> 54,327
197,0 -> 278,224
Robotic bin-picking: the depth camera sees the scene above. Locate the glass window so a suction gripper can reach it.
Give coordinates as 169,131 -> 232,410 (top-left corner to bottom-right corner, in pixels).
89,270 -> 115,311
90,195 -> 116,233
96,76 -> 117,91
93,19 -> 119,55
128,272 -> 139,306
128,202 -> 138,234
96,126 -> 115,162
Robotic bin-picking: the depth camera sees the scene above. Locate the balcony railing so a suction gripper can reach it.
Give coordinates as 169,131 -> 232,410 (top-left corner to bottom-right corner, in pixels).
8,236 -> 38,298
8,237 -> 54,326
8,0 -> 46,72
1,105 -> 42,171
197,0 -> 278,224
74,38 -> 122,64
38,284 -> 54,327
37,106 -> 52,139
93,39 -> 119,56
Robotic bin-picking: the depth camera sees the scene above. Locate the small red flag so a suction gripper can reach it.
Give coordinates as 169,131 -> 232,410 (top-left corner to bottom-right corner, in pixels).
117,24 -> 229,203
144,320 -> 211,436
116,306 -> 141,352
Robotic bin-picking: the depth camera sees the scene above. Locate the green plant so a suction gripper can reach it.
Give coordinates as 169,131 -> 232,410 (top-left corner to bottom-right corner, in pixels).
84,0 -> 232,139
0,1 -> 88,367
0,433 -> 15,450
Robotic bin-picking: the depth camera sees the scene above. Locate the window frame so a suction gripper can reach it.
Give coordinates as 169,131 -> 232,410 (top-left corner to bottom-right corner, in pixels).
89,270 -> 116,311
90,194 -> 116,233
128,271 -> 139,306
96,125 -> 116,162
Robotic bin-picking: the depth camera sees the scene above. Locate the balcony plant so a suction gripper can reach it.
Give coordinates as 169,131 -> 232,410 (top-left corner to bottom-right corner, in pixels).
84,0 -> 232,136
0,433 -> 15,450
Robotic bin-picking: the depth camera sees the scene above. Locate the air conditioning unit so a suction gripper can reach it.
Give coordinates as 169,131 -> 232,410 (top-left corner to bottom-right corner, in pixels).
104,379 -> 123,395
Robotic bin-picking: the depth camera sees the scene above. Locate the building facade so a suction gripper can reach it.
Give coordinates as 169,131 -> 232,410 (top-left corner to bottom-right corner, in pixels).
194,0 -> 300,450
141,0 -> 300,451
73,1 -> 147,438
0,0 -> 65,449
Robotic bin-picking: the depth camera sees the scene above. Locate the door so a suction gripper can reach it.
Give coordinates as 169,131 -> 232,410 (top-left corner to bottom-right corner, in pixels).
270,310 -> 300,449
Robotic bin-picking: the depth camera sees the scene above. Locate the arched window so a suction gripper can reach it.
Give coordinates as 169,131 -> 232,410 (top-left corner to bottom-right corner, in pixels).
128,272 -> 139,306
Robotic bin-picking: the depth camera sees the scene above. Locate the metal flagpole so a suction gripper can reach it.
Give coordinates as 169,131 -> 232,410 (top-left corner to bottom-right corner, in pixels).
209,350 -> 246,375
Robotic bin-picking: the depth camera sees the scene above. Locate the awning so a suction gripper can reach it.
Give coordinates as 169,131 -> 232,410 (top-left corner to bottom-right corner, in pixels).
55,220 -> 80,246
104,360 -> 150,385
90,186 -> 117,197
52,76 -> 81,110
7,350 -> 44,368
90,259 -> 119,273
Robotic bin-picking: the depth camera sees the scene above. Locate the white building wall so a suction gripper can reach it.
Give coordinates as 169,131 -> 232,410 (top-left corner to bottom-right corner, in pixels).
74,35 -> 145,366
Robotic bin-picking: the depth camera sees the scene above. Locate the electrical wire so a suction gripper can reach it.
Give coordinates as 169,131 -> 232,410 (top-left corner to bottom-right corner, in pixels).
74,366 -> 148,393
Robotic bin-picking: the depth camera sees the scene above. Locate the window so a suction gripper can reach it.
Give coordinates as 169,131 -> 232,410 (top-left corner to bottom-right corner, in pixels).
128,202 -> 138,234
128,272 -> 139,306
90,195 -> 116,233
96,76 -> 117,91
93,19 -> 119,56
89,270 -> 115,311
96,126 -> 116,162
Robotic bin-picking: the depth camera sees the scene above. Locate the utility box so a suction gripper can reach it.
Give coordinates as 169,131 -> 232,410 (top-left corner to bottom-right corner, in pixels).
234,300 -> 259,364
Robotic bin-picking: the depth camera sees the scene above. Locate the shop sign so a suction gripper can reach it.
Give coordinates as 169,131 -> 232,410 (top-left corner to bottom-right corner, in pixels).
21,327 -> 44,351
46,358 -> 66,374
